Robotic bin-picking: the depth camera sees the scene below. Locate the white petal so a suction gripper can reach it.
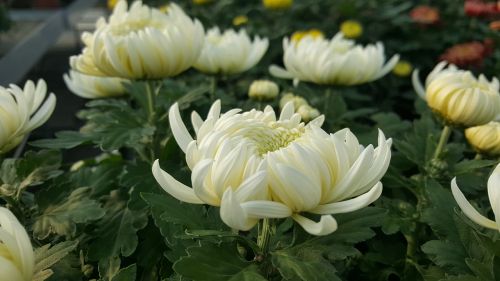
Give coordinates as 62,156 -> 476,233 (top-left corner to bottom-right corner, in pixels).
191,159 -> 220,206
190,111 -> 203,135
487,164 -> 500,230
241,201 -> 292,218
220,189 -> 258,231
151,160 -> 203,204
269,65 -> 294,80
168,103 -> 193,153
412,69 -> 426,100
0,256 -> 24,281
311,182 -> 383,215
451,178 -> 497,230
292,214 -> 338,236
279,101 -> 295,121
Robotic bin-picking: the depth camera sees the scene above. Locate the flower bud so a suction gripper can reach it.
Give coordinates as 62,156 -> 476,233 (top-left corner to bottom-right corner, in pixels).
279,93 -> 307,109
262,0 -> 292,10
248,80 -> 279,101
340,20 -> 363,39
465,121 -> 500,155
392,60 -> 413,77
297,104 -> 320,122
233,15 -> 248,26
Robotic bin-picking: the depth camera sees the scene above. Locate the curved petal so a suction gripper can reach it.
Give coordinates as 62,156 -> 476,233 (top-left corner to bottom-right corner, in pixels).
241,201 -> 292,218
168,103 -> 193,153
292,214 -> 338,236
412,69 -> 426,100
151,160 -> 203,204
487,164 -> 500,230
269,65 -> 294,80
311,182 -> 383,215
451,178 -> 497,230
279,101 -> 295,121
220,189 -> 258,231
0,256 -> 24,281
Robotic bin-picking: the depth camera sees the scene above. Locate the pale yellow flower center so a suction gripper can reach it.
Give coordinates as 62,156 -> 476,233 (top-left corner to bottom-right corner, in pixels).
242,123 -> 304,155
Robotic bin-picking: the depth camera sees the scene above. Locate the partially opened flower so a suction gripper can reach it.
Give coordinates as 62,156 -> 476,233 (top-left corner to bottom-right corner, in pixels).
152,100 -> 391,235
412,62 -> 500,127
451,163 -> 500,231
70,0 -> 204,79
0,80 -> 56,154
465,121 -> 500,155
194,27 -> 268,75
63,70 -> 128,99
248,80 -> 279,101
0,207 -> 35,281
270,32 -> 399,86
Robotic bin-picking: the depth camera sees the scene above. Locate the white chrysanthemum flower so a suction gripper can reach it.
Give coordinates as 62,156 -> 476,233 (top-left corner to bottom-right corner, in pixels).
70,0 -> 204,79
452,163 -> 500,231
194,27 -> 269,75
0,80 -> 56,154
465,122 -> 500,156
0,207 -> 35,281
412,62 -> 500,127
63,70 -> 128,99
152,101 -> 392,235
269,32 -> 399,86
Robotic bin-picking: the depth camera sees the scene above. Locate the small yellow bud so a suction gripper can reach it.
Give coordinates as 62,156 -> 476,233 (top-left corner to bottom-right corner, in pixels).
248,80 -> 279,101
392,60 -> 413,77
465,121 -> 500,155
263,0 -> 293,10
279,93 -> 307,109
158,5 -> 169,13
107,0 -> 119,10
193,0 -> 212,5
297,104 -> 320,122
233,15 -> 249,26
340,20 -> 363,39
291,29 -> 324,43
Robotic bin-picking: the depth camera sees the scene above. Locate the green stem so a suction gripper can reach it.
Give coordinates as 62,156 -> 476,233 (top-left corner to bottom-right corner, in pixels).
257,218 -> 272,256
323,88 -> 332,117
145,81 -> 156,124
210,76 -> 217,102
433,125 -> 452,160
474,153 -> 482,160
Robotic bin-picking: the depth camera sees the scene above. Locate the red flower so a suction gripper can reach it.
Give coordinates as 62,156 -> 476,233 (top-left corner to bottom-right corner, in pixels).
409,5 -> 440,25
439,40 -> 494,67
464,0 -> 500,18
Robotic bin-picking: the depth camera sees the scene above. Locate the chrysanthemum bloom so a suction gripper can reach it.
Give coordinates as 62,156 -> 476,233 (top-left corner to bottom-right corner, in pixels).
464,0 -> 499,18
451,163 -> 500,231
270,32 -> 399,86
439,41 -> 492,67
248,80 -> 279,101
194,27 -> 268,75
290,29 -> 324,43
465,121 -> 500,155
392,60 -> 413,77
0,80 -> 56,154
63,70 -> 128,99
0,207 -> 35,281
409,5 -> 440,25
262,0 -> 292,10
412,62 -> 500,127
490,20 -> 500,31
340,20 -> 363,39
70,1 -> 204,79
152,101 -> 392,235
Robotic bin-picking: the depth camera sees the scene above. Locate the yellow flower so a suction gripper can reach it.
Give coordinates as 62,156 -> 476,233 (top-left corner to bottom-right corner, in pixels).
340,20 -> 363,39
291,29 -> 324,43
465,121 -> 500,155
0,207 -> 35,281
107,0 -> 118,10
392,60 -> 413,77
270,33 -> 399,86
152,101 -> 391,235
263,0 -> 292,10
193,0 -> 212,5
248,80 -> 279,101
412,62 -> 500,127
0,80 -> 56,154
70,1 -> 204,80
194,27 -> 268,75
233,15 -> 248,26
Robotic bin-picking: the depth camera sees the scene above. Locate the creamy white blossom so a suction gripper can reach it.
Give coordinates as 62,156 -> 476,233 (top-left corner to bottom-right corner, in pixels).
0,207 -> 35,281
270,32 -> 399,86
451,163 -> 500,231
465,122 -> 500,155
0,80 -> 56,154
248,80 -> 279,100
63,70 -> 128,99
412,62 -> 500,127
70,0 -> 204,79
152,101 -> 391,235
194,27 -> 268,75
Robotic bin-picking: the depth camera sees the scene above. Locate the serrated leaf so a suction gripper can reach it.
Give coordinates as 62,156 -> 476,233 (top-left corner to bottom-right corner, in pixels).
33,241 -> 78,281
173,242 -> 264,281
33,187 -> 105,239
421,240 -> 467,273
111,264 -> 137,281
451,159 -> 498,175
29,131 -> 91,149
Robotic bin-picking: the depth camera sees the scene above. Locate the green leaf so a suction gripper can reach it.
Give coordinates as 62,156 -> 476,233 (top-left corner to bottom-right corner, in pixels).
421,240 -> 468,272
33,240 -> 79,281
328,207 -> 387,244
29,131 -> 91,149
111,264 -> 137,281
173,242 -> 264,281
451,159 -> 498,175
33,187 -> 105,239
393,116 -> 438,167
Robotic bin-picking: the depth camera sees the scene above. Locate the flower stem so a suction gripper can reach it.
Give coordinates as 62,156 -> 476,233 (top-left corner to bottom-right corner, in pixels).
210,76 -> 217,102
323,88 -> 332,117
257,218 -> 272,256
433,125 -> 452,160
474,153 -> 482,160
145,81 -> 156,124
